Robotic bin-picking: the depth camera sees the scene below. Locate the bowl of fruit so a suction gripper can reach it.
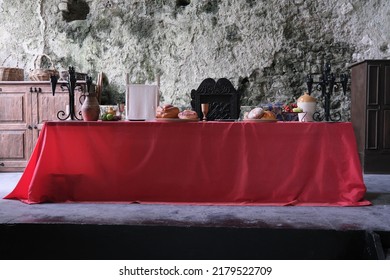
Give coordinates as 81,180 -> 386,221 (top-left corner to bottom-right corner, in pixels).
282,103 -> 304,121
100,106 -> 121,121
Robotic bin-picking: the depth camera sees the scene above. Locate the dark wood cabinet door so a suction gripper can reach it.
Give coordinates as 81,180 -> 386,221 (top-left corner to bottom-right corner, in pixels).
351,60 -> 390,173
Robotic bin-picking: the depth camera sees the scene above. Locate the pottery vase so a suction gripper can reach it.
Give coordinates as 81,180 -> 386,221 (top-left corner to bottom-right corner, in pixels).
81,86 -> 100,121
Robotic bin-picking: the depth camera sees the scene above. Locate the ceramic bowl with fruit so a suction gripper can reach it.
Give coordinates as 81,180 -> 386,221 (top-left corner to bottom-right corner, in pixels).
100,106 -> 121,121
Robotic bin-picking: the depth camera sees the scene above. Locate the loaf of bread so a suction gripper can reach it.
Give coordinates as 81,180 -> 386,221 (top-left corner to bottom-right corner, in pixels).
245,107 -> 265,119
156,104 -> 180,118
261,110 -> 277,120
178,110 -> 198,120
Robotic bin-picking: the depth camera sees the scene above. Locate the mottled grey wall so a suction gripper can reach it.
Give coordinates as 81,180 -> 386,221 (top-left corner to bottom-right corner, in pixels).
1,0 -> 390,120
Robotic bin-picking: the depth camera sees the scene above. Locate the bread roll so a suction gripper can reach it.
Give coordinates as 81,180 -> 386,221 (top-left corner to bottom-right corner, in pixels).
246,107 -> 265,119
178,110 -> 198,120
156,104 -> 180,118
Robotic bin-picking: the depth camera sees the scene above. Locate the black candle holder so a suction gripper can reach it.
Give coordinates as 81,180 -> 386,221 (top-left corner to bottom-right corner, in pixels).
50,66 -> 92,121
306,63 -> 348,122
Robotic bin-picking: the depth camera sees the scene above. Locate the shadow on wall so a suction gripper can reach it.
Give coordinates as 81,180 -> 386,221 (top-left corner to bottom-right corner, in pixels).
59,0 -> 90,22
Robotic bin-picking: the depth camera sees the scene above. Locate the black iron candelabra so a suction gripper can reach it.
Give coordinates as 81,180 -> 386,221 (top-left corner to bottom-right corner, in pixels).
50,66 -> 92,120
306,63 -> 348,122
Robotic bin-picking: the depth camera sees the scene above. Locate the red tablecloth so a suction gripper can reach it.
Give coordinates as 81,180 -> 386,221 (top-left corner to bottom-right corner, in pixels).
4,121 -> 370,206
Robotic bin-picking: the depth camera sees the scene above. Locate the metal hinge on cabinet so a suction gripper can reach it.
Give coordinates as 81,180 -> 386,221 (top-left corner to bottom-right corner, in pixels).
27,125 -> 38,130
29,87 -> 42,93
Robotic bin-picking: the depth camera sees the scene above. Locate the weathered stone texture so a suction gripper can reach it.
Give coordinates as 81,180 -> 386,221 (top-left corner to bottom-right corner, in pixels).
1,0 -> 390,120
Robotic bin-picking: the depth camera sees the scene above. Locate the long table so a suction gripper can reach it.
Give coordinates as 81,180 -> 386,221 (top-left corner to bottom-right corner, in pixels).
4,121 -> 371,206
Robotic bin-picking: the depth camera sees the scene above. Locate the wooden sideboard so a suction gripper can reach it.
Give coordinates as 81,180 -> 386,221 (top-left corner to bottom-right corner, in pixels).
0,81 -> 85,172
350,60 -> 390,174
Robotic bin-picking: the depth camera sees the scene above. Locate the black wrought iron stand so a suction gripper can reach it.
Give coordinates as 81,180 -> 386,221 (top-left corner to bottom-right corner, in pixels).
50,66 -> 92,120
306,63 -> 348,122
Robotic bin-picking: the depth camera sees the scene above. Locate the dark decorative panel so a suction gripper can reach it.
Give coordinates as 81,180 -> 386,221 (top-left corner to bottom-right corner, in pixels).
368,65 -> 379,105
385,66 -> 390,105
384,110 -> 390,149
366,109 -> 378,149
190,78 -> 241,121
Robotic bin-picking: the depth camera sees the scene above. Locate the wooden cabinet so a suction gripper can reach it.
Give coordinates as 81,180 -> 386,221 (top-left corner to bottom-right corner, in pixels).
0,81 -> 85,172
350,60 -> 390,174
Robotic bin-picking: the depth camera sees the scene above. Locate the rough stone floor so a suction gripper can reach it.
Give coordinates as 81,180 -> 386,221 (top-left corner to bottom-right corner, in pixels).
1,172 -> 390,260
0,172 -> 389,231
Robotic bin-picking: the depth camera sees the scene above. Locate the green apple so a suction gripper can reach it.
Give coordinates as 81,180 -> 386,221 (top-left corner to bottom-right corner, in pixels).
101,113 -> 108,121
106,113 -> 114,120
292,107 -> 303,113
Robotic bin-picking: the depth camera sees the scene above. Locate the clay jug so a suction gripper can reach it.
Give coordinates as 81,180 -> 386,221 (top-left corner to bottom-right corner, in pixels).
81,85 -> 100,121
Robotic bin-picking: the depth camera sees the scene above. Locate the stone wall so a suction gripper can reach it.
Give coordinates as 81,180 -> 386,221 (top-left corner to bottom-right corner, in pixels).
1,0 -> 390,120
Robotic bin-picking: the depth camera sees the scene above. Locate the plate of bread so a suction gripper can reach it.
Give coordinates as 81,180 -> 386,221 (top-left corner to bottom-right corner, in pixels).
155,105 -> 200,122
243,107 -> 278,122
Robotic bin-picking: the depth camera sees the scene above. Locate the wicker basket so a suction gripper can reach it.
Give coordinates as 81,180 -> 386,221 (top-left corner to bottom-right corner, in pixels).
0,55 -> 24,81
0,67 -> 24,81
29,54 -> 59,81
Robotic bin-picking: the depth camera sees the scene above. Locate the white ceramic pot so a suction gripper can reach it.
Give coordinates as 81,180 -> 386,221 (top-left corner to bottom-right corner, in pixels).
297,93 -> 317,122
297,101 -> 316,122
